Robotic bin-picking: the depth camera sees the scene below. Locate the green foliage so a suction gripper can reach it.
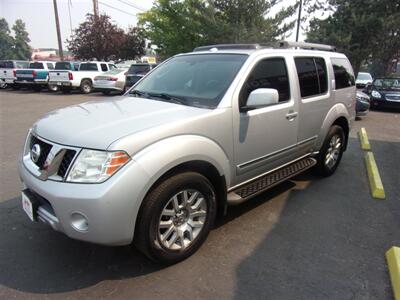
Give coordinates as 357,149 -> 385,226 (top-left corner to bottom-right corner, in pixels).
67,14 -> 145,61
0,18 -> 31,60
12,19 -> 31,60
306,0 -> 400,75
139,0 -> 298,58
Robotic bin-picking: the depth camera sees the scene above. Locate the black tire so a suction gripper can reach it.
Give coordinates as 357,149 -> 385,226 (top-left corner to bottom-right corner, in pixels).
80,79 -> 92,94
48,84 -> 59,92
134,172 -> 217,264
315,125 -> 345,177
102,90 -> 111,95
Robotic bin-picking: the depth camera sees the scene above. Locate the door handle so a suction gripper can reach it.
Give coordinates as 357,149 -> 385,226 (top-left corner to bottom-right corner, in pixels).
286,111 -> 298,120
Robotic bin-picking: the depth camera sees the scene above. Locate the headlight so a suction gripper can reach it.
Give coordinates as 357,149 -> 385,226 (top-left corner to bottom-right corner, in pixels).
66,149 -> 130,183
371,90 -> 381,99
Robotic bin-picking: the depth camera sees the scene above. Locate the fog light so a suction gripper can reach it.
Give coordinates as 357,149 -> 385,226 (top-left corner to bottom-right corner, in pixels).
71,212 -> 89,232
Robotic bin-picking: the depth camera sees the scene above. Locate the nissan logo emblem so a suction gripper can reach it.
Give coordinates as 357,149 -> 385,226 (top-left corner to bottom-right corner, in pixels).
31,144 -> 41,163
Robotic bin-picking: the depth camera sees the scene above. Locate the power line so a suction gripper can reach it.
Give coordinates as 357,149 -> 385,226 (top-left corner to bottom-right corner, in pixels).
98,1 -> 138,17
115,0 -> 145,12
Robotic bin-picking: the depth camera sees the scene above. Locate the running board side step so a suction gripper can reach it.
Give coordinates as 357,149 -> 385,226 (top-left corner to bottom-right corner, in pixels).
227,157 -> 317,205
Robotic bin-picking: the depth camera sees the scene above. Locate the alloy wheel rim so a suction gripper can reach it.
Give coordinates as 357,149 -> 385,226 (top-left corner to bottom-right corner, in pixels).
158,189 -> 207,251
325,134 -> 342,169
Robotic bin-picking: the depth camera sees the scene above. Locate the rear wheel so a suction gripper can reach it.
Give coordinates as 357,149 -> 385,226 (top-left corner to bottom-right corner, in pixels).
315,125 -> 345,177
0,82 -> 7,89
48,84 -> 59,92
80,79 -> 92,94
134,172 -> 217,264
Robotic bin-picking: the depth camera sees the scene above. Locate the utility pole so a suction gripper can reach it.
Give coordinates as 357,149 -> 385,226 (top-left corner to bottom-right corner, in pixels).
295,0 -> 303,42
92,0 -> 99,18
53,0 -> 64,61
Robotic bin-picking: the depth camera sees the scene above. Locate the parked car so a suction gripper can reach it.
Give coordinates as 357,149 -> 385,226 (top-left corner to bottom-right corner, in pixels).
93,68 -> 129,95
356,72 -> 373,89
48,61 -> 81,92
48,61 -> 116,94
0,60 -> 29,89
125,63 -> 157,89
356,90 -> 370,116
18,42 -> 356,264
364,77 -> 400,109
15,61 -> 55,91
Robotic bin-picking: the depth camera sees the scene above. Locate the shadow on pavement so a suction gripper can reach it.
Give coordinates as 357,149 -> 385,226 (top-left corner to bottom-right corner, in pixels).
234,138 -> 400,299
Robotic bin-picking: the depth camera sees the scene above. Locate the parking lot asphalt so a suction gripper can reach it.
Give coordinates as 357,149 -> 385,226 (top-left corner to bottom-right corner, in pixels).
0,89 -> 399,300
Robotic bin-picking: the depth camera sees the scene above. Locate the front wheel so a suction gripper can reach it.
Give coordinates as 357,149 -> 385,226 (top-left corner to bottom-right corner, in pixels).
315,125 -> 345,177
134,172 -> 217,264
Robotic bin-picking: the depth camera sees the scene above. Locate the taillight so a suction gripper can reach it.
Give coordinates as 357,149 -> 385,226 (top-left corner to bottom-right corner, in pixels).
32,70 -> 37,78
109,77 -> 118,81
68,72 -> 73,80
13,69 -> 16,77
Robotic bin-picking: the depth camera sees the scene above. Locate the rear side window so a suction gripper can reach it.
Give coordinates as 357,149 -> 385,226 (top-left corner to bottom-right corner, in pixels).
100,63 -> 108,72
240,57 -> 290,106
16,61 -> 29,68
29,62 -> 44,69
331,58 -> 355,89
295,57 -> 328,98
47,63 -> 54,70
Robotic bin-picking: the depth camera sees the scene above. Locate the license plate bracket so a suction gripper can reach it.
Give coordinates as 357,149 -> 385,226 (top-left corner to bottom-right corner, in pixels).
21,190 -> 39,222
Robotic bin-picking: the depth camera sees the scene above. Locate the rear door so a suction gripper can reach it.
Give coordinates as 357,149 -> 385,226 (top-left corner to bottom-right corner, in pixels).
294,56 -> 331,154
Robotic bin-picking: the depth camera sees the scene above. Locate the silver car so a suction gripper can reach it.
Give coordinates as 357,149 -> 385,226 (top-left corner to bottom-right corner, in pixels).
19,42 -> 356,264
93,68 -> 128,95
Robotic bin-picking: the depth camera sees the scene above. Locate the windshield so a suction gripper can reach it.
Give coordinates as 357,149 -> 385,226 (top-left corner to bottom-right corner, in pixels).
131,54 -> 247,109
128,64 -> 151,74
29,62 -> 44,69
373,78 -> 400,88
357,73 -> 372,80
79,63 -> 98,71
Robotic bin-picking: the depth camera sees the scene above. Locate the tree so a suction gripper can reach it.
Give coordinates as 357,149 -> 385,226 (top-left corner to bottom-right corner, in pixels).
12,19 -> 31,60
119,27 -> 146,60
139,0 -> 298,58
306,0 -> 400,75
0,18 -> 15,59
67,14 -> 145,61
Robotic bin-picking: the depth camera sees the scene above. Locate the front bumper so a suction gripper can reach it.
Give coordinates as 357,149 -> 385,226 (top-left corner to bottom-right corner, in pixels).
18,158 -> 150,246
370,97 -> 400,109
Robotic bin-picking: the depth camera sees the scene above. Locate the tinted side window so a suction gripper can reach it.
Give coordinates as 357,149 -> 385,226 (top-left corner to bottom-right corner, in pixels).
314,57 -> 328,93
295,57 -> 326,97
240,57 -> 290,106
47,63 -> 54,70
331,58 -> 355,89
101,63 -> 108,71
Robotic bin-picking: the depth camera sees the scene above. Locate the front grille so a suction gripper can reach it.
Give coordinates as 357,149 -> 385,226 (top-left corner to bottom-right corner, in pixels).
386,94 -> 400,101
29,135 -> 52,168
57,150 -> 76,177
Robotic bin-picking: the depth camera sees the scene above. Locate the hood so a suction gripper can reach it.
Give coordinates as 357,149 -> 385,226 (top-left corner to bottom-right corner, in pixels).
33,96 -> 211,149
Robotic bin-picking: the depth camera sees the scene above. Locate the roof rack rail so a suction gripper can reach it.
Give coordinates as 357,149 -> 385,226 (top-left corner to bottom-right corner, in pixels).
193,41 -> 336,52
275,41 -> 336,52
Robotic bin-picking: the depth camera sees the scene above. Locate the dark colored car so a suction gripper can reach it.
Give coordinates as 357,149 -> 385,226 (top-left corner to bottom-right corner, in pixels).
364,78 -> 400,109
356,90 -> 370,117
125,63 -> 157,89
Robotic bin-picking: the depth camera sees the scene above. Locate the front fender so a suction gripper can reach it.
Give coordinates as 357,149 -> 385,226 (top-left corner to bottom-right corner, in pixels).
132,135 -> 231,191
315,103 -> 352,150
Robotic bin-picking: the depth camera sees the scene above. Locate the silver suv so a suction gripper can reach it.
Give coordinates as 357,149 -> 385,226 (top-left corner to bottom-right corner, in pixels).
18,42 -> 356,264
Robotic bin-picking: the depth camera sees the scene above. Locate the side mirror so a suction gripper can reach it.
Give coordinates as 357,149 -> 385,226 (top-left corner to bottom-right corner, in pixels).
241,88 -> 279,112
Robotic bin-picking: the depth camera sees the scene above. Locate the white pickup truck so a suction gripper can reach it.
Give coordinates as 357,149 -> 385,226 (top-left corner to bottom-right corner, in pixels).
48,61 -> 116,93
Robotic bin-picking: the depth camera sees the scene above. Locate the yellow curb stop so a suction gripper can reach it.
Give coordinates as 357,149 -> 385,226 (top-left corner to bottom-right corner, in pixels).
386,247 -> 400,300
364,152 -> 385,199
358,127 -> 371,150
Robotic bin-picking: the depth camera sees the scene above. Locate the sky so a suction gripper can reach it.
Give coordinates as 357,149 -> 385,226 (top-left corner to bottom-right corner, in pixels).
0,0 -> 316,50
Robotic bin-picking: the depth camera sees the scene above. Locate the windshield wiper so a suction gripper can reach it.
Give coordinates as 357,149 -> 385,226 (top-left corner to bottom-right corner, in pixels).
147,92 -> 188,105
129,89 -> 148,97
